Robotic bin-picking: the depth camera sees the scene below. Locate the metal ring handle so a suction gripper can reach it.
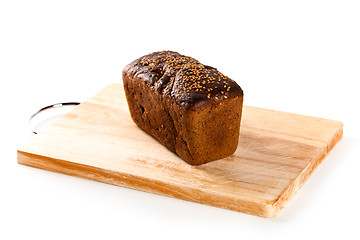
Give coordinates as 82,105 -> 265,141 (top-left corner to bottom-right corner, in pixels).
30,102 -> 80,134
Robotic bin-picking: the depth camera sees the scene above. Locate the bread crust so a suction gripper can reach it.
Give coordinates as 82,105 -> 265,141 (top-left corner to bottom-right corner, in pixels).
123,51 -> 243,165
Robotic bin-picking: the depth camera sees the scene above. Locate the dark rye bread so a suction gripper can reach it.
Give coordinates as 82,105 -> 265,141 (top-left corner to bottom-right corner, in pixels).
123,51 -> 243,165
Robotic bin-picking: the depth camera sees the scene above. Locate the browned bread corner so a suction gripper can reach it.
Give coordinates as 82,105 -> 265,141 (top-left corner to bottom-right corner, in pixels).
122,51 -> 243,165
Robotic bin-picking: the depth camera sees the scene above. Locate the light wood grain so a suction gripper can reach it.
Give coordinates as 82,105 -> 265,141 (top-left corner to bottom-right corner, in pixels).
17,83 -> 343,217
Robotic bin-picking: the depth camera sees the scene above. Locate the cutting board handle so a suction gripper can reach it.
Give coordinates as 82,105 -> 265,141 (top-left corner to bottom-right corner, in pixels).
29,102 -> 80,134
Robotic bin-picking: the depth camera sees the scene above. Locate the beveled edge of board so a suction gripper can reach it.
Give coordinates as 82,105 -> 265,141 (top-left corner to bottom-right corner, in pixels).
17,150 -> 277,218
269,122 -> 343,216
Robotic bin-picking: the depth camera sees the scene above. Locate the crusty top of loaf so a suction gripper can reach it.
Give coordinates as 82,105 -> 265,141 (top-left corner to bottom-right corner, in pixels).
123,51 -> 243,109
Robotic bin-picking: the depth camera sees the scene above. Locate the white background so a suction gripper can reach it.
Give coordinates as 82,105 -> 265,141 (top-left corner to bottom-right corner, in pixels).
1,0 -> 359,239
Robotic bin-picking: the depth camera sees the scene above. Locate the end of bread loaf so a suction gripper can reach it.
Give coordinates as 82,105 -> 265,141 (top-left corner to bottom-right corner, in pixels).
123,51 -> 243,165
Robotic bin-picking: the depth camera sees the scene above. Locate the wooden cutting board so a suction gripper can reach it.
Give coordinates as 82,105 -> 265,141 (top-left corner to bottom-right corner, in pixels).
17,83 -> 343,218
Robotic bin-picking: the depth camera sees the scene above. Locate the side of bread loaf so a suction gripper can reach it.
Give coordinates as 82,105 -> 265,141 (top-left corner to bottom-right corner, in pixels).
123,51 -> 243,165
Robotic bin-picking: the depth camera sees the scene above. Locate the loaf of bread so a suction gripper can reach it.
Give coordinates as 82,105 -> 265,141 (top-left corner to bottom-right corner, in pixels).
123,51 -> 243,165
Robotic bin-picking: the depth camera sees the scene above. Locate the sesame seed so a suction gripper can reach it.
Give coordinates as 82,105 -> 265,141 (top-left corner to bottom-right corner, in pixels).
133,51 -> 237,102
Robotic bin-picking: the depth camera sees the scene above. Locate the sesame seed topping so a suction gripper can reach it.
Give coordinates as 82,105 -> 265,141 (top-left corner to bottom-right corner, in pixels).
131,51 -> 241,105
